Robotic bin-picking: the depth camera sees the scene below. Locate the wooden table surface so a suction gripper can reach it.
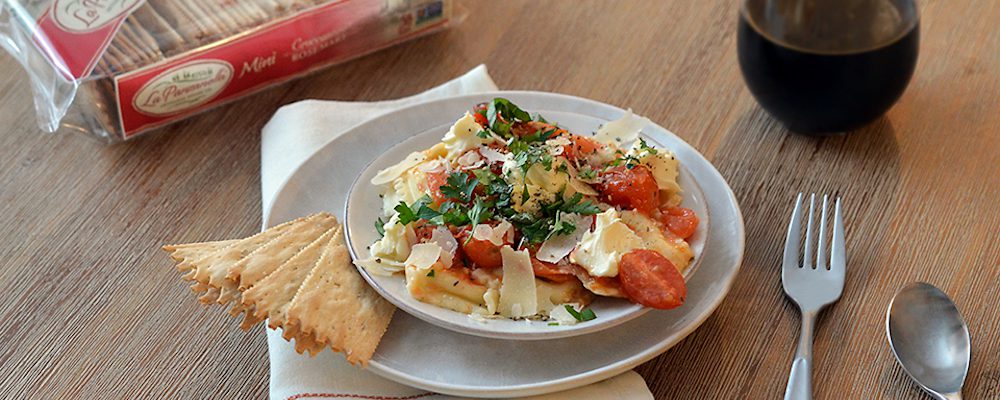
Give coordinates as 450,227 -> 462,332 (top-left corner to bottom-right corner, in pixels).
1,0 -> 997,398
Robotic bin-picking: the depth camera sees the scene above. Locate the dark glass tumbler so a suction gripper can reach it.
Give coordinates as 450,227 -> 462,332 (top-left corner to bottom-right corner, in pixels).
738,0 -> 919,134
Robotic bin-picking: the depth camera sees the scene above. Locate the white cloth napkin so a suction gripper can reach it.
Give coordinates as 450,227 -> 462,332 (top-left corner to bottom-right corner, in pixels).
260,65 -> 654,400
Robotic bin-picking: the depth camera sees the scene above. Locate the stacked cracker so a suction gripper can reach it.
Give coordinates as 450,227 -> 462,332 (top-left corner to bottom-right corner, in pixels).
97,0 -> 329,76
162,212 -> 395,366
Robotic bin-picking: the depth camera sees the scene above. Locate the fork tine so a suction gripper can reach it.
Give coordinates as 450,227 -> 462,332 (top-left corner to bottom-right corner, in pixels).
803,193 -> 816,269
783,193 -> 804,269
830,197 -> 846,271
816,194 -> 829,270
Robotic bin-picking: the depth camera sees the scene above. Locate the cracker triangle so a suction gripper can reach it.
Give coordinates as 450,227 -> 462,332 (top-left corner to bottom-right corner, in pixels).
162,240 -> 238,265
229,213 -> 337,291
286,227 -> 395,365
240,225 -> 340,331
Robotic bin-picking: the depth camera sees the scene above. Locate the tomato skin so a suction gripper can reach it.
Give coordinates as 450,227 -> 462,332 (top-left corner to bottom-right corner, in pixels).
530,257 -> 576,283
457,228 -> 507,270
561,134 -> 603,160
424,171 -> 450,205
618,249 -> 686,309
511,121 -> 567,138
660,207 -> 699,239
595,165 -> 660,215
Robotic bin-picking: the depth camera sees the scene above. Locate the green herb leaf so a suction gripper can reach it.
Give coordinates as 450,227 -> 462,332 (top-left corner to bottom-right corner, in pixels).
468,197 -> 494,225
550,212 -> 577,238
439,172 -> 478,203
564,304 -> 597,322
375,217 -> 386,237
394,202 -> 418,225
561,193 -> 602,215
637,138 -> 658,154
426,270 -> 435,277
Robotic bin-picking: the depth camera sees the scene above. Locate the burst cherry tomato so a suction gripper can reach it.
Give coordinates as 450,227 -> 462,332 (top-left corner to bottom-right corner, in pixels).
457,227 -> 509,269
562,135 -> 603,160
424,170 -> 450,205
595,165 -> 660,215
472,103 -> 490,126
618,249 -> 686,309
530,257 -> 576,283
660,207 -> 699,239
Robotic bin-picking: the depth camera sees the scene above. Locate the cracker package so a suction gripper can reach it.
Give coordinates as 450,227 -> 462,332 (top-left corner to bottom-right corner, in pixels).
0,0 -> 456,142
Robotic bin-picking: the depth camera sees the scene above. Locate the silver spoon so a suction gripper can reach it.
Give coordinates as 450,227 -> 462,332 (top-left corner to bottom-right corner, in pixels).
886,282 -> 971,400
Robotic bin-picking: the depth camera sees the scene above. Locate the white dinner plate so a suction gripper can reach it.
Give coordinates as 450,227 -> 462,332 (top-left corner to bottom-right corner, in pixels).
266,91 -> 744,398
343,110 -> 709,340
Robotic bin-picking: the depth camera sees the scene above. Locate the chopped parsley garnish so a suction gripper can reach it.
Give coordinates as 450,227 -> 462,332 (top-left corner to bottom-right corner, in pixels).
564,305 -> 597,322
482,98 -> 532,139
548,322 -> 559,326
467,197 -> 494,225
386,99 -> 602,245
637,138 -> 658,155
610,138 -> 658,169
426,270 -> 435,277
375,217 -> 386,237
439,172 -> 478,203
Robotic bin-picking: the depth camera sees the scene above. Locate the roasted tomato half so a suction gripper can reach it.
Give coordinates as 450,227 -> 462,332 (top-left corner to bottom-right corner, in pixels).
595,164 -> 660,215
618,249 -> 686,309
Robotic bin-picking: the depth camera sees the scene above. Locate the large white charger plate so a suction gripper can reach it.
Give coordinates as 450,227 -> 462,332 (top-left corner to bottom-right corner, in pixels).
266,91 -> 744,398
343,108 -> 710,340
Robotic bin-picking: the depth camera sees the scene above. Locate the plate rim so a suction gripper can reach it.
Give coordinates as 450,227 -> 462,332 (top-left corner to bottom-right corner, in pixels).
264,90 -> 745,398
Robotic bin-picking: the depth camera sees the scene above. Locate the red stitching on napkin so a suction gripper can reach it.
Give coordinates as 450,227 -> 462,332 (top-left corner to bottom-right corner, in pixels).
286,392 -> 435,400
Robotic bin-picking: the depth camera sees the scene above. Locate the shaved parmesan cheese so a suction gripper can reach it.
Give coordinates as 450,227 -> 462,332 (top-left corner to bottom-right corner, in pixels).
479,146 -> 507,164
456,150 -> 484,168
537,213 -> 593,263
548,303 -> 583,325
404,243 -> 444,270
498,247 -> 538,318
472,221 -> 514,247
372,151 -> 426,185
594,109 -> 650,146
568,178 -> 599,196
430,226 -> 458,253
570,208 -> 644,277
546,136 -> 570,156
429,227 -> 458,268
496,221 -> 514,243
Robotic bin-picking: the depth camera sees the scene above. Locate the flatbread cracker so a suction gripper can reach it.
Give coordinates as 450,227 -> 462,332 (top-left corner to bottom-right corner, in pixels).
163,240 -> 238,264
240,225 -> 340,330
286,228 -> 395,365
165,213 -> 395,365
229,214 -> 336,290
179,213 -> 329,299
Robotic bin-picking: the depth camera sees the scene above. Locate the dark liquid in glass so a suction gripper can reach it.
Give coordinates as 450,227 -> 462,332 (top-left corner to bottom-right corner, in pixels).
738,11 -> 919,134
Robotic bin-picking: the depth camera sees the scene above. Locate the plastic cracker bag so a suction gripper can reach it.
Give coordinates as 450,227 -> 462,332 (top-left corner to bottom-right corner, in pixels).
0,0 -> 457,142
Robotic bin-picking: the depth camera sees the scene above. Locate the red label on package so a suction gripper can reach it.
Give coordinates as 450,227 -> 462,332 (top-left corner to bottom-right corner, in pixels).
115,0 -> 449,137
35,0 -> 144,79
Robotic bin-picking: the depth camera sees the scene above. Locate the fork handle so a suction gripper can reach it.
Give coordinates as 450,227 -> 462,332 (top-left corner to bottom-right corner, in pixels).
784,310 -> 816,400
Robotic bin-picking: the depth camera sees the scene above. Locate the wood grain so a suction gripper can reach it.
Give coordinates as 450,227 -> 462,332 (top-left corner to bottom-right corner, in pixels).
0,0 -> 997,398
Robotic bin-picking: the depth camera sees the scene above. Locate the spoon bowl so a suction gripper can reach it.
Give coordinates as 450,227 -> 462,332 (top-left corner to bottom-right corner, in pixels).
886,282 -> 970,400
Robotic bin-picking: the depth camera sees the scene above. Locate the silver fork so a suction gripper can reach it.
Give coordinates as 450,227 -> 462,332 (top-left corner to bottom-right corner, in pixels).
782,193 -> 846,400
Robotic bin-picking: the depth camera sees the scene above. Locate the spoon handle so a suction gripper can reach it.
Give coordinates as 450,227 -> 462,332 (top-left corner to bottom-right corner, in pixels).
784,309 -> 816,400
